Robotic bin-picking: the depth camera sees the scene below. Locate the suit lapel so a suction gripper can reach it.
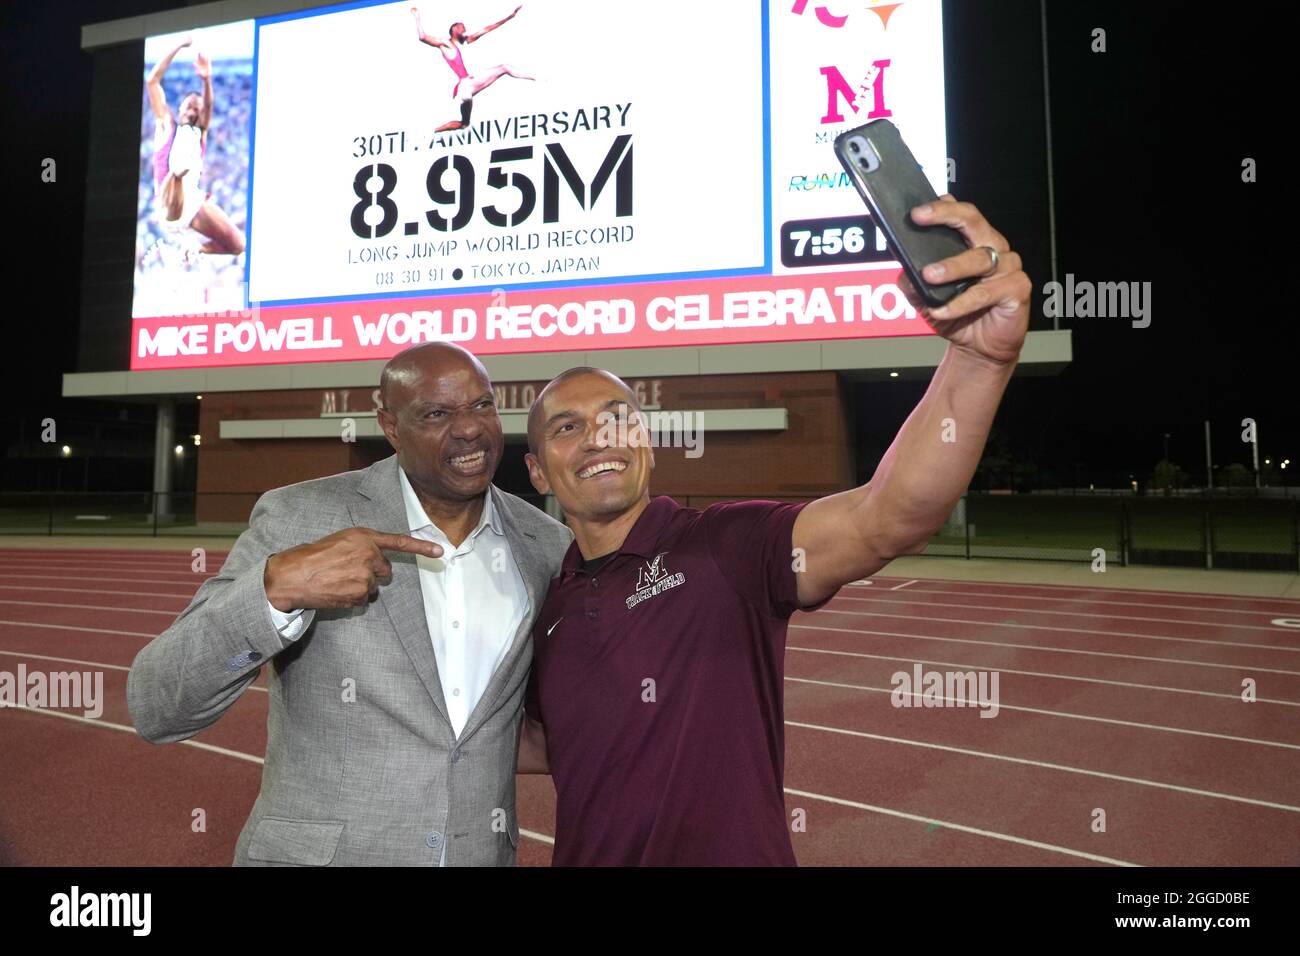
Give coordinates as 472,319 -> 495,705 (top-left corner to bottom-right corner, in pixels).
352,456 -> 452,730
457,485 -> 548,743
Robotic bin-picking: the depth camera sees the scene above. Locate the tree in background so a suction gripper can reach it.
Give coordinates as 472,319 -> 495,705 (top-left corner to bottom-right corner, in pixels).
1150,458 -> 1188,495
1221,462 -> 1252,488
975,430 -> 1040,492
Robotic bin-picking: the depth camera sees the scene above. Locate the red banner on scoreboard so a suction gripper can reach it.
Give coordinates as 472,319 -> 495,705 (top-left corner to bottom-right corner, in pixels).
130,268 -> 933,370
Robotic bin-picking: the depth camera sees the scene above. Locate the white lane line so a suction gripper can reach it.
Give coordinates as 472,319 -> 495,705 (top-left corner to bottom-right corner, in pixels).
792,622 -> 1300,676
0,554 -> 219,561
0,649 -> 130,671
0,567 -> 216,579
829,593 -> 1300,634
781,787 -> 1139,867
877,580 -> 1300,613
0,600 -> 177,616
0,703 -> 1134,862
0,585 -> 192,599
785,719 -> 1300,814
2,698 -> 1127,863
0,550 -> 228,558
0,620 -> 155,638
0,559 -> 225,571
2,705 -> 547,846
0,650 -> 268,693
786,645 -> 1300,706
0,705 -> 264,764
890,579 -> 918,591
783,675 -> 1300,751
810,607 -> 1300,653
0,573 -> 210,587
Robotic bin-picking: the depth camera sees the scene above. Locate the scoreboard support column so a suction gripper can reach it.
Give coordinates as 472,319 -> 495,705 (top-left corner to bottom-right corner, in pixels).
152,398 -> 175,524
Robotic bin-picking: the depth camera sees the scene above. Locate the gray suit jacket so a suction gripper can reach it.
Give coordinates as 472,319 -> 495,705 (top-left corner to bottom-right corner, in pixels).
126,455 -> 572,866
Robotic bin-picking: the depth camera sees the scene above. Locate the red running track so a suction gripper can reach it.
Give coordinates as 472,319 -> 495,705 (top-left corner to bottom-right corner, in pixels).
1,548 -> 1299,866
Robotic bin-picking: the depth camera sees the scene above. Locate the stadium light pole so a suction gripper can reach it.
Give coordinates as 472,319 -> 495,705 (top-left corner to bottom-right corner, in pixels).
1252,421 -> 1261,489
1204,420 -> 1213,491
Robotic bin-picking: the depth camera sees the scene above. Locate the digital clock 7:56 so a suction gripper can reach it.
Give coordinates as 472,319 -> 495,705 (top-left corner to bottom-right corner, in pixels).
779,215 -> 892,268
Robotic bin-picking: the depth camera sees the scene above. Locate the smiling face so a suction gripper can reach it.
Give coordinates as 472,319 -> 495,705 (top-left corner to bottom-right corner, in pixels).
377,345 -> 503,504
526,370 -> 654,524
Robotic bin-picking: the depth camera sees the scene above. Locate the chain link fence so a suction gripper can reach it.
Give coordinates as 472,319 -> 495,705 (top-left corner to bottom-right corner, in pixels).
940,493 -> 1298,571
1,490 -> 1296,572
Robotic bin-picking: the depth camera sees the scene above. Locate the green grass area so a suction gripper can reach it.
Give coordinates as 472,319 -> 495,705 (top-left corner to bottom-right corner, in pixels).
1209,499 -> 1299,552
951,496 -> 1296,556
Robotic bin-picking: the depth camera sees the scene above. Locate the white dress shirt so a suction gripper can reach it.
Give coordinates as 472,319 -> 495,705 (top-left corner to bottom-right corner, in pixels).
396,469 -> 528,738
266,471 -> 529,739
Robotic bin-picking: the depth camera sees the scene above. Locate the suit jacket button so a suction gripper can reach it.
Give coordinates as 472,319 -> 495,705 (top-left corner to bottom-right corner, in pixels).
426,831 -> 442,848
451,749 -> 462,763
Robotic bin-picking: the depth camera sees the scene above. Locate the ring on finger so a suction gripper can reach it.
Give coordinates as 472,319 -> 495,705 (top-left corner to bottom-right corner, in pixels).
977,245 -> 1000,277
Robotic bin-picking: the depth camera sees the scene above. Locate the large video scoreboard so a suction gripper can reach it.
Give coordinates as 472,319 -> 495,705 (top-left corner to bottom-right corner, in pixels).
130,0 -> 949,369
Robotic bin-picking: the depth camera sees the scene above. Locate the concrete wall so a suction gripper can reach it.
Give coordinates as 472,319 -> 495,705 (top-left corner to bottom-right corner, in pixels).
194,371 -> 854,520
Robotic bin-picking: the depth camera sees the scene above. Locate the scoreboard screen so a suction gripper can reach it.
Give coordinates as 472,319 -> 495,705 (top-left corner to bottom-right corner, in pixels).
130,0 -> 949,369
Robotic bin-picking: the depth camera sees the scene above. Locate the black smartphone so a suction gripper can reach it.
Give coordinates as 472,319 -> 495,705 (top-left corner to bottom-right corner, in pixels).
833,118 -> 972,308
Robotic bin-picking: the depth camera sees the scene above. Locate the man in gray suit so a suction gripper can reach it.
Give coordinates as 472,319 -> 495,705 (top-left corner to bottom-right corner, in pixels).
127,342 -> 571,866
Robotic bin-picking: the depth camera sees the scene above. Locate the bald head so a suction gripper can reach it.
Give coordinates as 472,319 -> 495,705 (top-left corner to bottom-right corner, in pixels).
380,342 -> 491,413
526,367 -> 641,455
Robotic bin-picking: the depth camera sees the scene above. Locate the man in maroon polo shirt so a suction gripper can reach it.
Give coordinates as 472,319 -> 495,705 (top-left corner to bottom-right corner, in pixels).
519,195 -> 1032,865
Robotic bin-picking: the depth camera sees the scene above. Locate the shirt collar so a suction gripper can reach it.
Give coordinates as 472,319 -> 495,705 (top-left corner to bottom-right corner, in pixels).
397,468 -> 503,540
561,495 -> 680,576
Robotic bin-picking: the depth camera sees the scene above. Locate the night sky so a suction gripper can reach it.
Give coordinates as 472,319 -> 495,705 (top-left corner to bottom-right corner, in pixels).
0,1 -> 1290,491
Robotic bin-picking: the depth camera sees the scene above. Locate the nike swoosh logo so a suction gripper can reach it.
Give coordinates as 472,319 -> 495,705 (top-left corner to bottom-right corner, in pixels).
546,617 -> 563,637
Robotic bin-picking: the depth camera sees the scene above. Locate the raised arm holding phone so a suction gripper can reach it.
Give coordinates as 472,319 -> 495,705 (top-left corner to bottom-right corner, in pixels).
519,181 -> 1030,864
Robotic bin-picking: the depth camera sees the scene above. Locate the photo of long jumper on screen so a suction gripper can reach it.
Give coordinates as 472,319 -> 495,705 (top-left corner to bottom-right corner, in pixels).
133,23 -> 252,319
411,4 -> 535,133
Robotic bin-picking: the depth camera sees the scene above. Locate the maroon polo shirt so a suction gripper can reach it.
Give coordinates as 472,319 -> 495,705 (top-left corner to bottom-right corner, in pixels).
525,495 -> 825,866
